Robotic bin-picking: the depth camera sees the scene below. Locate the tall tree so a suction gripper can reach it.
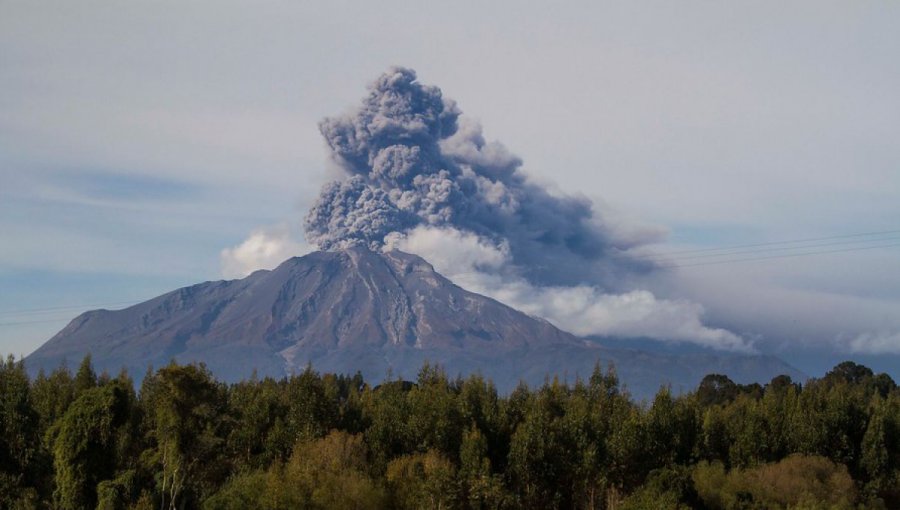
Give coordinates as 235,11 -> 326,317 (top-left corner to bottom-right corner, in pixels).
696,374 -> 739,408
51,382 -> 131,510
387,450 -> 457,510
31,365 -> 75,436
861,396 -> 890,494
73,354 -> 97,396
140,363 -> 228,510
225,375 -> 286,470
458,424 -> 505,509
407,363 -> 463,458
362,378 -> 415,472
0,355 -> 41,507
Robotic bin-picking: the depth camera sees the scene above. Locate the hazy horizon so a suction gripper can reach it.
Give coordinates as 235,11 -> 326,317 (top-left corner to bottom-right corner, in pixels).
2,2 -> 899,378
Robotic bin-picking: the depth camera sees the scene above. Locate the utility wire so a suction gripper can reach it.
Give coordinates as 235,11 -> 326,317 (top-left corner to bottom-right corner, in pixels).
0,301 -> 141,328
0,230 -> 897,326
641,235 -> 900,262
661,241 -> 900,269
0,317 -> 74,327
633,229 -> 900,258
0,300 -> 141,318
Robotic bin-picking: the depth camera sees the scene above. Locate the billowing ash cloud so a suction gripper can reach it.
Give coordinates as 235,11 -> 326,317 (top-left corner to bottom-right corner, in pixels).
387,226 -> 751,352
300,67 -> 751,350
305,67 -> 654,289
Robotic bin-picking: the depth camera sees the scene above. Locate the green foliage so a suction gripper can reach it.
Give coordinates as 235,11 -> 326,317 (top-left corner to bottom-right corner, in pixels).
283,365 -> 337,443
96,470 -> 141,510
723,395 -> 768,468
458,425 -> 506,509
620,466 -> 699,510
205,430 -> 386,510
692,455 -> 858,509
457,374 -> 504,472
507,376 -> 617,508
288,431 -> 386,509
140,362 -> 229,509
201,471 -> 268,510
0,355 -> 41,507
646,387 -> 700,467
697,374 -> 740,407
225,374 -> 287,470
386,449 -> 457,510
73,354 -> 97,396
52,381 -> 132,510
362,377 -> 415,471
407,363 -> 464,457
31,365 -> 76,440
3,356 -> 899,509
825,361 -> 874,386
507,379 -> 572,507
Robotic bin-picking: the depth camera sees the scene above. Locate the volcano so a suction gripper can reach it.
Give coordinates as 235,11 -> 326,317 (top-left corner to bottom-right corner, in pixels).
26,248 -> 803,397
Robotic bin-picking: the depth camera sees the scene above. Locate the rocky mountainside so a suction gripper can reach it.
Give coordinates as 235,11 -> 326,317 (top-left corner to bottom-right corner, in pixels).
26,248 -> 803,398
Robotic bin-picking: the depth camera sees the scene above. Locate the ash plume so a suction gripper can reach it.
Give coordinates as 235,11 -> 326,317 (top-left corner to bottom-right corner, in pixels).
285,67 -> 748,350
304,67 -> 654,288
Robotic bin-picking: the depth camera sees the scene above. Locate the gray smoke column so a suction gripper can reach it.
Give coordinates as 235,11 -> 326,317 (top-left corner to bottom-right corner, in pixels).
305,67 -> 655,288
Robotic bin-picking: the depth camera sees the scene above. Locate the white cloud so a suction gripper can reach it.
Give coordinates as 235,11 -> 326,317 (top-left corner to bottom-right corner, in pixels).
2,2 -> 898,366
848,331 -> 900,355
384,225 -> 508,276
220,225 -> 311,279
388,226 -> 752,352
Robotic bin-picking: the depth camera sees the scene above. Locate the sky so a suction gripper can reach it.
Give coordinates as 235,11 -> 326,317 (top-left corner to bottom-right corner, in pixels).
1,1 -> 898,378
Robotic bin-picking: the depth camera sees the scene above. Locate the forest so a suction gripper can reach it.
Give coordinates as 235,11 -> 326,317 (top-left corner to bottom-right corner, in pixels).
1,354 -> 898,510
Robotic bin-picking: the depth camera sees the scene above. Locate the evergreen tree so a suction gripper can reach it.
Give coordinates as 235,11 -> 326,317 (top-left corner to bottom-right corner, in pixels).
458,424 -> 505,509
387,450 -> 457,510
0,355 -> 41,507
73,354 -> 97,396
140,362 -> 229,509
51,381 -> 131,510
0,356 -> 895,508
861,395 -> 890,493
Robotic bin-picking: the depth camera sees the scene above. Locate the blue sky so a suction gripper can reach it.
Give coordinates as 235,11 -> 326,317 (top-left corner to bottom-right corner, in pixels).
1,1 -> 899,377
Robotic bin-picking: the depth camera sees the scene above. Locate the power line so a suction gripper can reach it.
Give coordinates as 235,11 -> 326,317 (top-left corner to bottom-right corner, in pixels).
633,229 -> 900,259
0,230 -> 898,326
0,317 -> 73,327
662,241 -> 900,269
0,301 -> 141,328
643,235 -> 900,263
0,300 -> 140,318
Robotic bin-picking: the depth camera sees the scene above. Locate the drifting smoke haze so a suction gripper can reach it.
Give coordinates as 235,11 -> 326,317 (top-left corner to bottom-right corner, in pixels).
385,226 -> 749,352
849,331 -> 900,355
294,67 -> 750,351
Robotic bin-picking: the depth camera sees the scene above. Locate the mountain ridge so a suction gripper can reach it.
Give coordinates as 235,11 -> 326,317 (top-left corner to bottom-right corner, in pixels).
26,248 -> 804,398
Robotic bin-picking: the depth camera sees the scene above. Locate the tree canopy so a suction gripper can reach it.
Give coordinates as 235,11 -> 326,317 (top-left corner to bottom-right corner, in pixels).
2,355 -> 898,509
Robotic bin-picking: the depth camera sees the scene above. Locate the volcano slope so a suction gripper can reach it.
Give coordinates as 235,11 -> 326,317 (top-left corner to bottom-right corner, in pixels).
26,248 -> 802,398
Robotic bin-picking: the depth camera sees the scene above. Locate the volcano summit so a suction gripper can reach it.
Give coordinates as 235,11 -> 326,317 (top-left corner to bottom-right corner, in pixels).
28,249 -> 578,381
27,68 -> 804,397
27,248 -> 801,398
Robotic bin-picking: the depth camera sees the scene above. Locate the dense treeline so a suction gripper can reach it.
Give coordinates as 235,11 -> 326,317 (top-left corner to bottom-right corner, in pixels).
1,355 -> 898,509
